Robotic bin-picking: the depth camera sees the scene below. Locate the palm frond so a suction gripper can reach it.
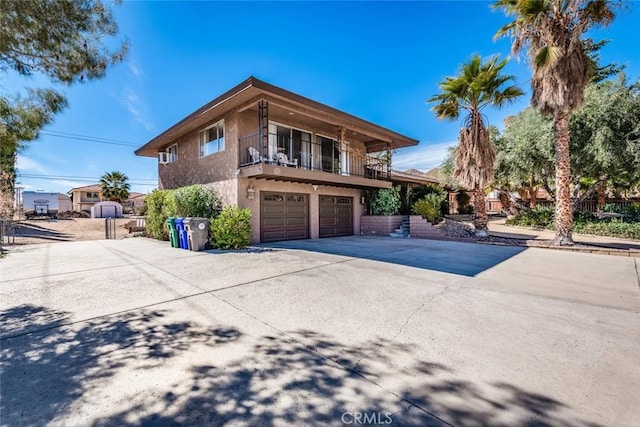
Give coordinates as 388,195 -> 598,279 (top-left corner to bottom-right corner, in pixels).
533,45 -> 560,68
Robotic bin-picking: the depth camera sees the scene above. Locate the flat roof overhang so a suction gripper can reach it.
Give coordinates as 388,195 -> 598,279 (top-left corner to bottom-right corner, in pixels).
239,164 -> 392,189
136,77 -> 419,157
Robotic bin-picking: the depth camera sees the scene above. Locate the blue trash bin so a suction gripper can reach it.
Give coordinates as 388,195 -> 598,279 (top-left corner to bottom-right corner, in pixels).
175,217 -> 189,250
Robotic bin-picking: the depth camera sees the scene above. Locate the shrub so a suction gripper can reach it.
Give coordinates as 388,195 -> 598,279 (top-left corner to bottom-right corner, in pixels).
405,184 -> 448,216
146,189 -> 175,240
506,206 -> 555,228
601,203 -> 640,222
145,185 -> 222,241
456,192 -> 471,213
210,206 -> 252,249
574,219 -> 640,240
506,204 -> 640,239
370,186 -> 401,216
173,185 -> 222,218
400,184 -> 449,216
458,205 -> 474,215
412,193 -> 446,224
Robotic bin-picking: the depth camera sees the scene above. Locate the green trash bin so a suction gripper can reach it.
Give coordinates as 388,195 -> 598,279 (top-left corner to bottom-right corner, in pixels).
166,217 -> 179,248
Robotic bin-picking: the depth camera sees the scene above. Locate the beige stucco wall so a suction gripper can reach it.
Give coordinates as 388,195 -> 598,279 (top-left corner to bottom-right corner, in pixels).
71,190 -> 101,211
158,111 -> 239,205
237,177 -> 365,244
152,105 -> 381,244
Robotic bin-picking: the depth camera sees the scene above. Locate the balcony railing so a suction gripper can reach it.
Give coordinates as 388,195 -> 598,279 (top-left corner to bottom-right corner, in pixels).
238,133 -> 390,180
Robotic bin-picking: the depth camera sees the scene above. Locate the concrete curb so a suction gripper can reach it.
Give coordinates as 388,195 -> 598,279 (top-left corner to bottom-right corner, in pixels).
410,235 -> 640,258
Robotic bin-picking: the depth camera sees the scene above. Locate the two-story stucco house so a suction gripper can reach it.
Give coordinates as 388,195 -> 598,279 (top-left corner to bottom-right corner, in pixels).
135,77 -> 418,244
68,184 -> 103,212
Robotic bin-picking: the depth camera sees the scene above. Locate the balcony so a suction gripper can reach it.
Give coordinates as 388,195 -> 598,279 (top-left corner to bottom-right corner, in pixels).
238,133 -> 391,189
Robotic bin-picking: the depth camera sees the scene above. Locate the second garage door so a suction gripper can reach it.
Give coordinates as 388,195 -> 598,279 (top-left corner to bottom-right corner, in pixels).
319,196 -> 353,238
261,192 -> 309,243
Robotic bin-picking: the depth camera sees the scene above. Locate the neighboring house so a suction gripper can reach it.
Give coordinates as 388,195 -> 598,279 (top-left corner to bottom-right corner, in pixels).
123,192 -> 146,213
391,169 -> 440,187
68,184 -> 103,212
135,76 -> 419,243
68,185 -> 143,214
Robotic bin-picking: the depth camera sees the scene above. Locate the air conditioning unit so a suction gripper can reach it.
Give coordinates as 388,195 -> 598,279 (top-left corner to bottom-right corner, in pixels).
158,152 -> 169,164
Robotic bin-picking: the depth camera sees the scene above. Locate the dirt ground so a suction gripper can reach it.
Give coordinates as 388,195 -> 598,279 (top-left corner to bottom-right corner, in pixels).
3,218 -> 135,245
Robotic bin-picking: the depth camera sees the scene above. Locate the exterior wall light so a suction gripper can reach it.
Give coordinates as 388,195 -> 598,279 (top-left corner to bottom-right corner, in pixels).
360,192 -> 366,205
247,185 -> 256,199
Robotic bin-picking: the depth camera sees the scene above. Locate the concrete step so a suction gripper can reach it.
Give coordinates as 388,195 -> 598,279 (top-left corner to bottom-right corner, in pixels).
389,232 -> 409,238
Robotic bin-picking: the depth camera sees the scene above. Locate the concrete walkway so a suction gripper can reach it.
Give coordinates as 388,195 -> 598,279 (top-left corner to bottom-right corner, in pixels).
1,237 -> 639,426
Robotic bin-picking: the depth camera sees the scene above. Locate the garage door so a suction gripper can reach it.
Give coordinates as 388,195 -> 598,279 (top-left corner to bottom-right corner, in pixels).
319,196 -> 353,238
101,205 -> 116,218
261,192 -> 309,243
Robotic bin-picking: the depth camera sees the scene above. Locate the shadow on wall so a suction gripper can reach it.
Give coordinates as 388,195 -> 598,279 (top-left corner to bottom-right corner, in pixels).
0,305 -> 599,426
259,236 -> 527,277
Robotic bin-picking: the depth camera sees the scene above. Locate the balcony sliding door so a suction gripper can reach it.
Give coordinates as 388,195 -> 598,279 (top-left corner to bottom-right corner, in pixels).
269,123 -> 311,166
316,135 -> 340,174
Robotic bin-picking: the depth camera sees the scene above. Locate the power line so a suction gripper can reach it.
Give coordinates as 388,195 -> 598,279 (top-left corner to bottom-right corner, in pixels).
18,174 -> 157,186
40,131 -> 141,147
19,173 -> 156,181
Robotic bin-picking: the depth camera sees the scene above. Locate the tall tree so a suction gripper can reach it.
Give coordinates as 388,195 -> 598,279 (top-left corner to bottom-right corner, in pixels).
100,171 -> 130,204
429,55 -> 523,237
494,107 -> 556,205
493,0 -> 624,245
0,0 -> 127,216
569,74 -> 640,204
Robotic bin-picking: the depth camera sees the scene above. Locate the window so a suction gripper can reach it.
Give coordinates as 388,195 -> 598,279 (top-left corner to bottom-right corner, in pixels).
167,144 -> 178,163
199,120 -> 225,157
87,192 -> 99,199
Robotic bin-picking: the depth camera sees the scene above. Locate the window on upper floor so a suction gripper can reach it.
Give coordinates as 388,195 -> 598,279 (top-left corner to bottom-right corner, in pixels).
199,120 -> 225,157
87,192 -> 99,199
166,143 -> 178,162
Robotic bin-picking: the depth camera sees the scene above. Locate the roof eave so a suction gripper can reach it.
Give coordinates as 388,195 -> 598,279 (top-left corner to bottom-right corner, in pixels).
135,76 -> 419,157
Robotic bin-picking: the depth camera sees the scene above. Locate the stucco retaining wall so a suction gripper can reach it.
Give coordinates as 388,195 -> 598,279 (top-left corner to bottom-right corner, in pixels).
360,215 -> 403,236
409,215 -> 445,239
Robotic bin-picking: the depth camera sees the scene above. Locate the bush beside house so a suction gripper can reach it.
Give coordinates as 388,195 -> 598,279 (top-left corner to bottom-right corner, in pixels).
146,185 -> 222,241
146,185 -> 252,249
210,206 -> 252,249
412,192 -> 447,224
369,186 -> 401,216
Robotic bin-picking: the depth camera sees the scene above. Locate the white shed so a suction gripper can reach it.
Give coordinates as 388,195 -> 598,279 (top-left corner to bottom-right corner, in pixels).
91,201 -> 123,218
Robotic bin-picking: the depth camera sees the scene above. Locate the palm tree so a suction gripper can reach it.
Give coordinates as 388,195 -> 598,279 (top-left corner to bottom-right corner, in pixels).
100,171 -> 130,203
493,0 -> 622,245
429,55 -> 523,237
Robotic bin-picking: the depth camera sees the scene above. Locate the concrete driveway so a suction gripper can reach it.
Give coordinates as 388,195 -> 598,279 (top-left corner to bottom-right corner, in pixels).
1,237 -> 639,426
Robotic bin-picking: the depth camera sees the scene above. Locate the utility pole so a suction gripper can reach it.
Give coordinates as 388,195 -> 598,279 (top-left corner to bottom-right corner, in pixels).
14,186 -> 24,220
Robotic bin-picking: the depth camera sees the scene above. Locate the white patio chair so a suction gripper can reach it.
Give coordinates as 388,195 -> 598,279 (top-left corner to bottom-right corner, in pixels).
248,147 -> 265,164
275,152 -> 298,167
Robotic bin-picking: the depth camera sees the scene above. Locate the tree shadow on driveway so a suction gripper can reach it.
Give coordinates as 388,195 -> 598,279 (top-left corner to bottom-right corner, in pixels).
1,305 -> 601,426
0,304 -> 241,426
260,236 -> 527,277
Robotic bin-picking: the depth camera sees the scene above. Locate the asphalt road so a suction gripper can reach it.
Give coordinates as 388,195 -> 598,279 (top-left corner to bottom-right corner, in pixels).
1,237 -> 639,426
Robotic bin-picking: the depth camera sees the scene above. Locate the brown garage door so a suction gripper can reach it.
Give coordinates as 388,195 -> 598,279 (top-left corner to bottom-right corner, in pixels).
261,192 -> 309,243
319,196 -> 353,238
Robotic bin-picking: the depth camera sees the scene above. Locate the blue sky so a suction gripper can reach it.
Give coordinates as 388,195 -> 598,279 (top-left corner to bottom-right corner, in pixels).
12,1 -> 640,195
